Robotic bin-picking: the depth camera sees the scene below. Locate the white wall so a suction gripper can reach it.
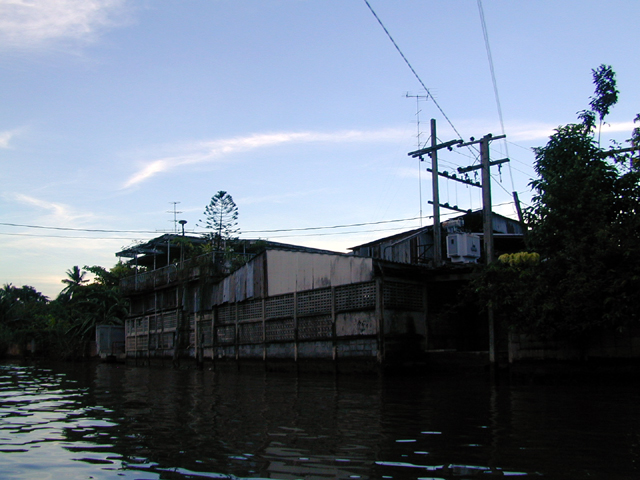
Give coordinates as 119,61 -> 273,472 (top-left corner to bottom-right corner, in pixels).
266,250 -> 374,297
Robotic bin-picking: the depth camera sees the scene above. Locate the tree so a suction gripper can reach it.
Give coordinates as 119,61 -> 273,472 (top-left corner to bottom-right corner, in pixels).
0,284 -> 49,328
200,191 -> 240,252
472,65 -> 640,340
55,264 -> 129,344
84,263 -> 122,287
60,266 -> 88,299
0,284 -> 51,357
578,64 -> 619,145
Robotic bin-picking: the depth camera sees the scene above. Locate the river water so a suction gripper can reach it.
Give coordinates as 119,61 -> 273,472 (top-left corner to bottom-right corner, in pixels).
0,361 -> 638,479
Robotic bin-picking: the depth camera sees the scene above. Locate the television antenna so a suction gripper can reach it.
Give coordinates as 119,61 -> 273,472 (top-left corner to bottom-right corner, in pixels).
406,92 -> 429,226
167,202 -> 182,233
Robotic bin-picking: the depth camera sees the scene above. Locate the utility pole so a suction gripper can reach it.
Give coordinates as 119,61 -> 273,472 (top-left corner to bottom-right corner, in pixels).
458,133 -> 508,365
457,134 -> 507,264
408,119 -> 462,266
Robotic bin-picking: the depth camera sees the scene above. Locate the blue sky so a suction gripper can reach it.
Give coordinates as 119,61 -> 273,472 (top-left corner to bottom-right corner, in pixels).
1,0 -> 639,298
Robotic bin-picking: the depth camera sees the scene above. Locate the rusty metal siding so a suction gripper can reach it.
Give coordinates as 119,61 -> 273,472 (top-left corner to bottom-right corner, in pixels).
493,215 -> 523,234
245,261 -> 255,298
210,251 -> 374,305
213,252 -> 266,304
222,275 -> 231,303
381,231 -> 432,264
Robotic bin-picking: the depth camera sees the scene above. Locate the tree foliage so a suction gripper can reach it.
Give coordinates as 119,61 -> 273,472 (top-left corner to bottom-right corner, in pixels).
60,265 -> 88,299
589,64 -> 619,123
577,64 -> 619,144
0,262 -> 129,359
200,191 -> 240,252
0,284 -> 50,329
472,65 -> 640,340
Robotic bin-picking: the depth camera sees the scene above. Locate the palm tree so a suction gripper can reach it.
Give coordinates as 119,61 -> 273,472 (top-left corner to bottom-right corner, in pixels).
60,266 -> 88,299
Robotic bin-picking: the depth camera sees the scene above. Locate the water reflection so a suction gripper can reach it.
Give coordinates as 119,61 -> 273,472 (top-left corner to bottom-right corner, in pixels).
1,361 -> 639,479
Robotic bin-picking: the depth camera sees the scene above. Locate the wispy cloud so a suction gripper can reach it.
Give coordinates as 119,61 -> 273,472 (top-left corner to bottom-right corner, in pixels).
10,193 -> 92,224
0,128 -> 19,148
0,0 -> 131,50
436,119 -> 638,145
507,120 -> 636,143
239,188 -> 331,206
123,127 -> 408,189
601,120 -> 638,134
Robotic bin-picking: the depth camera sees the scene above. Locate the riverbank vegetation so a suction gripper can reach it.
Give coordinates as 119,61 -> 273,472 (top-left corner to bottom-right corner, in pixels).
471,65 -> 640,342
0,263 -> 133,359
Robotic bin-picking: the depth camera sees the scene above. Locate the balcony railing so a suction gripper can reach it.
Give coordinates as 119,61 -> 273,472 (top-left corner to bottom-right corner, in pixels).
119,251 -> 256,293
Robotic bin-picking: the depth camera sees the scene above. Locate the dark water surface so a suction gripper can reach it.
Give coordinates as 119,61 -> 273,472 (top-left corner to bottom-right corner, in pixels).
1,361 -> 639,479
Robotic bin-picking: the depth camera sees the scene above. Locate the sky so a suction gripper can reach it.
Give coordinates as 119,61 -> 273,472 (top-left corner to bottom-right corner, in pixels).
1,0 -> 639,299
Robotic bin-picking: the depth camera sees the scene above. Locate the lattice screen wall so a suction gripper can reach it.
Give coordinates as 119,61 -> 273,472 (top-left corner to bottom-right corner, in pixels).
125,279 -> 425,355
383,281 -> 424,310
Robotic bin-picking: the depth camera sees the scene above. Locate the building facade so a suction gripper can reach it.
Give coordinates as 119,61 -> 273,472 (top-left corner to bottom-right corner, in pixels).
121,246 -> 432,370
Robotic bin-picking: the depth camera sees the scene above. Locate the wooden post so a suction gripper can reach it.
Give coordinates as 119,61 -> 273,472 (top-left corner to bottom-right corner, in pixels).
513,191 -> 526,239
172,310 -> 181,368
481,135 -> 495,264
458,134 -> 507,368
331,286 -> 338,373
196,314 -> 203,369
375,278 -> 385,367
234,302 -> 239,366
480,135 -> 496,365
293,292 -> 299,365
262,298 -> 267,367
407,125 -> 462,267
212,307 -> 217,371
430,119 -> 442,266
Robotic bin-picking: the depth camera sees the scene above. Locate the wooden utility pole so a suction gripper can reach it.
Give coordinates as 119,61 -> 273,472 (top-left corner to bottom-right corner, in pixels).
512,191 -> 526,236
481,136 -> 495,263
408,119 -> 461,266
458,134 -> 507,264
458,134 -> 507,365
430,120 -> 442,265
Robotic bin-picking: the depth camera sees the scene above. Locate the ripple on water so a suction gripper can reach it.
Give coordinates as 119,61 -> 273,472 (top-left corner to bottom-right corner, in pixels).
2,362 -> 639,479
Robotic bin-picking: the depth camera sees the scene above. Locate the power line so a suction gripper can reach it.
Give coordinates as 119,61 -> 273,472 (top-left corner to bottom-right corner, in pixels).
362,0 -> 464,141
477,0 -> 515,192
0,216 -> 426,236
262,226 -> 418,239
0,223 -> 427,242
507,140 -> 535,152
243,216 -> 423,233
1,205 -> 523,241
0,232 -> 144,240
0,222 -> 163,233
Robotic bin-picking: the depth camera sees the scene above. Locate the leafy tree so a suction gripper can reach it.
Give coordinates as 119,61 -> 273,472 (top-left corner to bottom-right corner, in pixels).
200,191 -> 240,252
64,283 -> 127,339
577,64 -> 619,145
109,260 -> 139,280
83,263 -> 138,288
590,66 -> 618,121
0,284 -> 49,328
472,65 -> 640,340
0,261 -> 130,359
52,263 -> 129,355
0,284 -> 52,357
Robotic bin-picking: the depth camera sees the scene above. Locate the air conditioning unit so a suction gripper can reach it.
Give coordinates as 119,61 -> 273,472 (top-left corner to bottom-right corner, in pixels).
446,233 -> 481,263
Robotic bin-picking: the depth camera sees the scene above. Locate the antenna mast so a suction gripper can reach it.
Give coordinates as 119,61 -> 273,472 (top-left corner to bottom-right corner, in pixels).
167,202 -> 182,233
406,92 -> 429,226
